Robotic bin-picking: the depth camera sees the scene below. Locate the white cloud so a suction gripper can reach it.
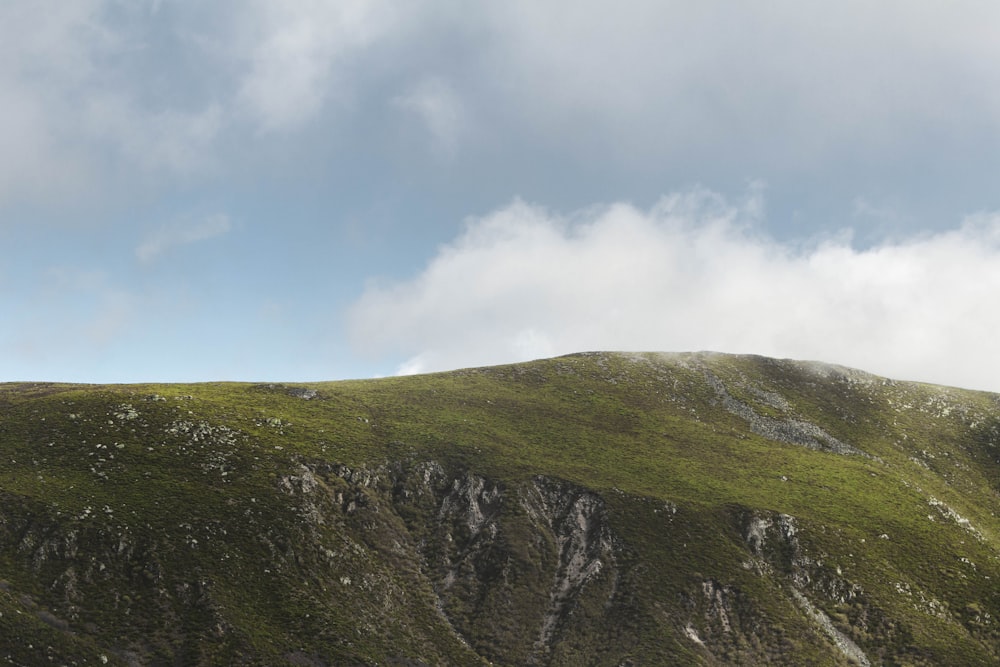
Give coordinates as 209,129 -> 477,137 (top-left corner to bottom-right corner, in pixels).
136,213 -> 232,262
349,191 -> 1000,391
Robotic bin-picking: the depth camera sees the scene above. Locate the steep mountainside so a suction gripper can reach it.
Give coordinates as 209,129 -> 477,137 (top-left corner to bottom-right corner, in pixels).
0,352 -> 998,665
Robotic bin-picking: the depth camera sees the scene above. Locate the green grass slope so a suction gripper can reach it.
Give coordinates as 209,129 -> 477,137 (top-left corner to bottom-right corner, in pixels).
0,352 -> 997,665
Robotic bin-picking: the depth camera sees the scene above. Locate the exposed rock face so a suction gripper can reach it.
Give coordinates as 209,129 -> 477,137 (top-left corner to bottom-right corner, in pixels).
737,509 -> 873,666
4,450 -> 989,665
270,461 -> 634,666
408,467 -> 629,665
522,476 -> 620,664
790,589 -> 871,667
438,470 -> 503,540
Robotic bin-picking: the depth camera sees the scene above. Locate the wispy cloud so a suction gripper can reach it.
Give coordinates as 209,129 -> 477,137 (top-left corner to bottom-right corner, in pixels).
236,0 -> 398,131
393,77 -> 467,157
84,97 -> 224,175
7,267 -> 135,364
350,191 -> 1000,391
136,213 -> 232,262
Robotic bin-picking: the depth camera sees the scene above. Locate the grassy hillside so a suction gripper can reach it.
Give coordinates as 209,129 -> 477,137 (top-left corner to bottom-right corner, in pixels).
0,352 -> 997,665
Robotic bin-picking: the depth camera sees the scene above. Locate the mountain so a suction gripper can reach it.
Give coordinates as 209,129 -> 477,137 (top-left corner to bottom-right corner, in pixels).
0,352 -> 998,665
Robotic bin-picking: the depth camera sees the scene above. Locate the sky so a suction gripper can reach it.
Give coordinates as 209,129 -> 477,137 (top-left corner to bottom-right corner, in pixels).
4,1 -> 1000,391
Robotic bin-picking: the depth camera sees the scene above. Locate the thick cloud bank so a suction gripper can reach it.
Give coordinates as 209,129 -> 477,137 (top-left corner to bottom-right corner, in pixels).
350,192 -> 1000,391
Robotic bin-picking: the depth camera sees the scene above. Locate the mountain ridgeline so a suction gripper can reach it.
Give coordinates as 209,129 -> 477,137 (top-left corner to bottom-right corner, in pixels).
1,352 -> 998,665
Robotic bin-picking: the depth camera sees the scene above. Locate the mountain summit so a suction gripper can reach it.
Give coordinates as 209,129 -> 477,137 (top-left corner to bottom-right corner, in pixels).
1,352 -> 998,665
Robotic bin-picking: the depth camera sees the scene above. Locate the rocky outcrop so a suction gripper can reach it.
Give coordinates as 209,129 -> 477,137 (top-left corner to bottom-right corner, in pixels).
521,476 -> 620,664
790,589 -> 871,667
703,368 -> 864,455
272,461 -> 633,666
737,509 -> 873,666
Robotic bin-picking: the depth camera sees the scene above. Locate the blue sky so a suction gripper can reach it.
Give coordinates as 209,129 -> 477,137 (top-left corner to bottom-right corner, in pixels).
4,1 -> 1000,391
